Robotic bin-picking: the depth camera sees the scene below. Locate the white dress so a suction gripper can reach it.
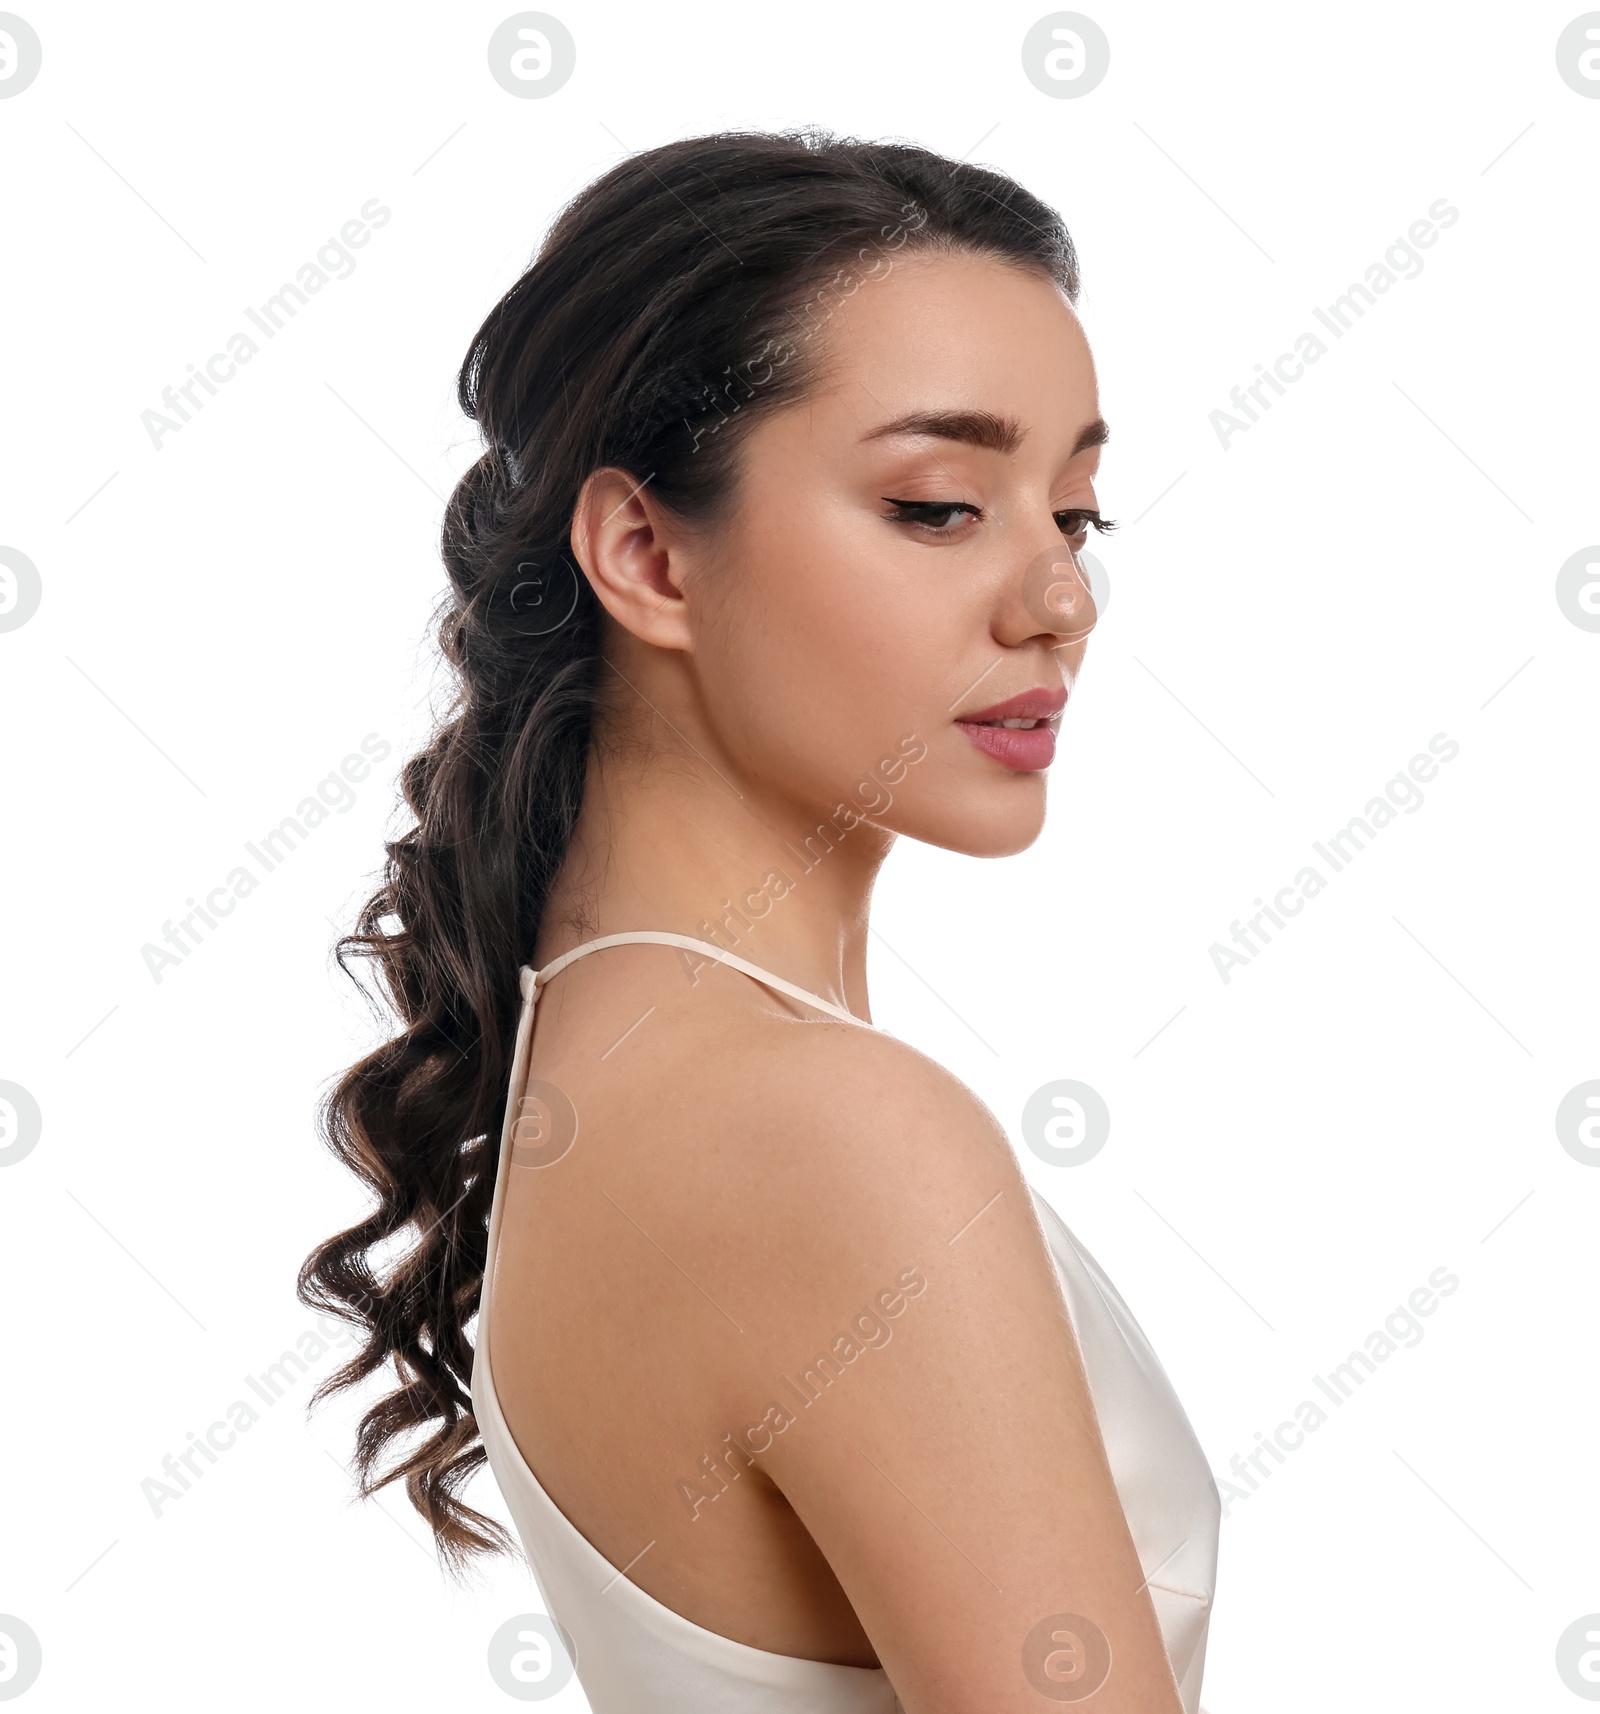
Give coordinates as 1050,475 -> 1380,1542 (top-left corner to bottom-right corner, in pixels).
472,932 -> 1220,1712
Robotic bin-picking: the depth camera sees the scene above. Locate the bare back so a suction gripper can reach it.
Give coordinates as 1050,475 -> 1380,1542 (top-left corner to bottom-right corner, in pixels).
490,941 -> 893,1664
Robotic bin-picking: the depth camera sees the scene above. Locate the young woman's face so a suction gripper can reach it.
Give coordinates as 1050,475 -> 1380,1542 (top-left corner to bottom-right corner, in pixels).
687,248 -> 1108,858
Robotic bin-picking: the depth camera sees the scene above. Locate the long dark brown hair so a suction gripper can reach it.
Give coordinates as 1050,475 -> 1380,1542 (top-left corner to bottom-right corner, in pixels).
297,126 -> 1080,1572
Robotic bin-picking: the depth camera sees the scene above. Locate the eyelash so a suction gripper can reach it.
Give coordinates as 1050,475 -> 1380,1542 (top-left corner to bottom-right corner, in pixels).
881,499 -> 1117,540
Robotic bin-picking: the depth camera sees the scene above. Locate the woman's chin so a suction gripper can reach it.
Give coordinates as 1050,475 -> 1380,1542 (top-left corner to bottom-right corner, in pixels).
897,786 -> 1050,859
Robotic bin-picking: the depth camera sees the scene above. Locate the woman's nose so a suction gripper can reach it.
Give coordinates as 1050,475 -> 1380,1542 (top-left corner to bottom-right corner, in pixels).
995,543 -> 1098,646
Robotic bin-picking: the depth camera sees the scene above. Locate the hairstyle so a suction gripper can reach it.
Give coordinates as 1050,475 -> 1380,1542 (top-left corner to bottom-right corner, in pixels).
297,126 -> 1080,1572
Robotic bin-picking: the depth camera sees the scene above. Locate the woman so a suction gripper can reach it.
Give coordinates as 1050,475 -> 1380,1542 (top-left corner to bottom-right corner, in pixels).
301,129 -> 1220,1713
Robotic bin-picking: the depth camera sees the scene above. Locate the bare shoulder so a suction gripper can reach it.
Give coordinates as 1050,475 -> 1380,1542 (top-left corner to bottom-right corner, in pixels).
532,939 -> 1029,1247
725,1012 -> 1022,1194
635,1001 -> 1067,1411
548,967 -> 1058,1383
641,1000 -> 1043,1283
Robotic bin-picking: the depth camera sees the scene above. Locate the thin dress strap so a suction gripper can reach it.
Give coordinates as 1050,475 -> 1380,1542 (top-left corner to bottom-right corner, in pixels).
531,930 -> 863,1026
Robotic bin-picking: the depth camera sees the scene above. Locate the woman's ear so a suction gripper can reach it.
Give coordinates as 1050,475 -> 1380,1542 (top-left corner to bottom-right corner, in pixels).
570,468 -> 696,651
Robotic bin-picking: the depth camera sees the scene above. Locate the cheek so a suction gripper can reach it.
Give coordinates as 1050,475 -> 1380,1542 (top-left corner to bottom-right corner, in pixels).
703,515 -> 955,789
1055,630 -> 1091,688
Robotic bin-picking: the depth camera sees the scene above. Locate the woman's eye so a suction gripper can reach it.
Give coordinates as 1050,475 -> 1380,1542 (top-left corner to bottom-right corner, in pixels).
882,498 -> 981,534
882,499 -> 1118,540
1055,508 -> 1115,539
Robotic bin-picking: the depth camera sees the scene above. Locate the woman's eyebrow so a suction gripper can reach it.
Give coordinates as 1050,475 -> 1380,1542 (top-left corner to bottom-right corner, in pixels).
859,409 -> 1109,457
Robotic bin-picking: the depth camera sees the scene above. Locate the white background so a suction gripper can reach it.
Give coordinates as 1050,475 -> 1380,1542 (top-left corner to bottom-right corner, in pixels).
2,2 -> 1597,1709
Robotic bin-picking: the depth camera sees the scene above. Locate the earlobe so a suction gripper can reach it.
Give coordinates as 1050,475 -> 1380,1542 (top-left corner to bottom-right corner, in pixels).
570,467 -> 695,651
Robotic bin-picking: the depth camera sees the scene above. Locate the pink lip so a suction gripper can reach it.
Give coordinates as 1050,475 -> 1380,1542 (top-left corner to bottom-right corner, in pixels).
954,684 -> 1068,773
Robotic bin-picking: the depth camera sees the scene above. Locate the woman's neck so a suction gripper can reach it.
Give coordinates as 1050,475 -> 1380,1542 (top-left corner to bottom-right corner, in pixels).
536,726 -> 894,1020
